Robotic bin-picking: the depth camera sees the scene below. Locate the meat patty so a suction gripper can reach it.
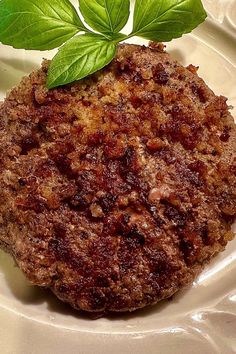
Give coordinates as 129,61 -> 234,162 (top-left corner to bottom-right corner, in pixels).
0,43 -> 235,313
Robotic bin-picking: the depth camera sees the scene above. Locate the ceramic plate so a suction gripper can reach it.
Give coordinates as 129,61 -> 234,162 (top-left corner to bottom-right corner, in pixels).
0,1 -> 236,353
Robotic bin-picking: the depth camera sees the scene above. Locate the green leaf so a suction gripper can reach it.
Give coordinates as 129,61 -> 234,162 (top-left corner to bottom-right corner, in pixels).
79,0 -> 130,34
110,32 -> 128,42
47,34 -> 116,89
132,0 -> 207,42
0,0 -> 86,50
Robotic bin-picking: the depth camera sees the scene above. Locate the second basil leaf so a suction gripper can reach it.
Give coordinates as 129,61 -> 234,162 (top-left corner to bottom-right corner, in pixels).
47,34 -> 116,89
79,0 -> 130,35
0,0 -> 85,50
132,0 -> 207,42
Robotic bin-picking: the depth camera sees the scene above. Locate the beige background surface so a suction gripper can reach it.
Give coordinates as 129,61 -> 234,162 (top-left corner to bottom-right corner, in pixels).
0,1 -> 235,353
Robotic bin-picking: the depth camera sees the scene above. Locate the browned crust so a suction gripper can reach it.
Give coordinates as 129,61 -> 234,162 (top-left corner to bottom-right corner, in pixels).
0,43 -> 235,313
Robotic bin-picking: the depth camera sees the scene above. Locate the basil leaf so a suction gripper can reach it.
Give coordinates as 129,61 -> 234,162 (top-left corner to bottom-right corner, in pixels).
132,0 -> 207,42
79,0 -> 130,34
47,34 -> 116,89
0,0 -> 86,50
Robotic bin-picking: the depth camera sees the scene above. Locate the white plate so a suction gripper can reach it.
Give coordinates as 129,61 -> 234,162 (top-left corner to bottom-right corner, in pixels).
0,1 -> 236,353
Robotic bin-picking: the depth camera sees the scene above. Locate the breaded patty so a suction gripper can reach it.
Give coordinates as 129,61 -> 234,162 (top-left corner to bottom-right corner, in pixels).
0,43 -> 235,313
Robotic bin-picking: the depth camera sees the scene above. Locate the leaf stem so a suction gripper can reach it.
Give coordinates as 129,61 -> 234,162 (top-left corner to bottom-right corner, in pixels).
124,33 -> 136,40
79,26 -> 94,34
112,33 -> 135,44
